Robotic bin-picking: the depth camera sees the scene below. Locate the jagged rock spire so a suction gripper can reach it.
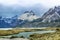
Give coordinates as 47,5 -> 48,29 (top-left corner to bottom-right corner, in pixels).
42,6 -> 60,22
18,10 -> 39,21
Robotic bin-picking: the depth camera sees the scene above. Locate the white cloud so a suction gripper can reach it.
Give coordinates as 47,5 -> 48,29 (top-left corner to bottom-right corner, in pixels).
0,0 -> 18,5
0,0 -> 60,7
18,12 -> 39,21
40,0 -> 60,7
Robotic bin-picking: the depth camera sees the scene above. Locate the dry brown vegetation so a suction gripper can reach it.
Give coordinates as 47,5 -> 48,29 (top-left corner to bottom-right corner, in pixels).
29,27 -> 60,40
0,29 -> 32,36
0,28 -> 42,36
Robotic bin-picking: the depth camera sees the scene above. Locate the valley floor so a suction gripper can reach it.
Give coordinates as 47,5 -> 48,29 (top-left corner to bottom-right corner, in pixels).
29,27 -> 60,40
0,27 -> 60,40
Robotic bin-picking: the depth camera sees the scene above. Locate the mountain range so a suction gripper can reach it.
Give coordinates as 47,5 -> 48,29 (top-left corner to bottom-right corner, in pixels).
42,6 -> 60,22
0,6 -> 60,28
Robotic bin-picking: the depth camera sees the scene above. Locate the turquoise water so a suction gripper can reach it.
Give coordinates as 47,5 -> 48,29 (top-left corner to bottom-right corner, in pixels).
15,30 -> 55,38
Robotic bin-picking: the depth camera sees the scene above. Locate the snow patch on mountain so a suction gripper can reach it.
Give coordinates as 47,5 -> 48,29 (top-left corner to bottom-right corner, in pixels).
42,6 -> 60,22
18,11 -> 39,21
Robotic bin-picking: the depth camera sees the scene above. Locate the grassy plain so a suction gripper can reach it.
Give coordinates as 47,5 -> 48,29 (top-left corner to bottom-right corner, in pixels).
29,27 -> 60,40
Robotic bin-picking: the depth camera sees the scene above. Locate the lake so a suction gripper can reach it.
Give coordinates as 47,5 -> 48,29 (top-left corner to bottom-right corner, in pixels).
15,30 -> 55,38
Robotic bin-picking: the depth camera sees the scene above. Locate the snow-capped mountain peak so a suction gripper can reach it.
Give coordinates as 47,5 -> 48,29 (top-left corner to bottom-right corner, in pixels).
18,11 -> 39,21
42,6 -> 60,22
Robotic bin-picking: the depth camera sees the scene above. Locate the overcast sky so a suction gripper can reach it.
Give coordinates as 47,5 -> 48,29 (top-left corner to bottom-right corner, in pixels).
0,0 -> 60,7
0,0 -> 60,17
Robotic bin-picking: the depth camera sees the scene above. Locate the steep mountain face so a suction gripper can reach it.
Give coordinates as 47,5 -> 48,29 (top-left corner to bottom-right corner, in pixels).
18,11 -> 39,21
0,16 -> 11,28
0,15 -> 23,28
19,6 -> 60,27
19,18 -> 43,27
42,6 -> 60,22
0,11 -> 39,28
